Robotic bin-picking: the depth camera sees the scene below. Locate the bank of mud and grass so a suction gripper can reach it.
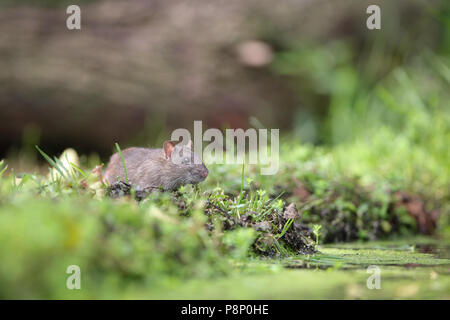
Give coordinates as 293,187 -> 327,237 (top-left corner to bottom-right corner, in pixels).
0,135 -> 448,299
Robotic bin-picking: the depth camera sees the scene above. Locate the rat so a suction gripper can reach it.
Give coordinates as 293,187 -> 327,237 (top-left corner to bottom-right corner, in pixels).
104,140 -> 208,192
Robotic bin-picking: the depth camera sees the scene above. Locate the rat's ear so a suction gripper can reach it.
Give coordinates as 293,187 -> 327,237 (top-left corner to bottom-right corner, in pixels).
187,140 -> 193,149
163,140 -> 176,159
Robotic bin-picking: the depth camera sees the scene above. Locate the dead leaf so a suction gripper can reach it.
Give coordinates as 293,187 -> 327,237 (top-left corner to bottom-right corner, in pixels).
283,203 -> 299,220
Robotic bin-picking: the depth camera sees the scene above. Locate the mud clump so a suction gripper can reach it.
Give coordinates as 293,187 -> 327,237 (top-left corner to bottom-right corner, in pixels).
107,183 -> 316,256
206,201 -> 317,256
106,181 -> 151,201
272,204 -> 316,255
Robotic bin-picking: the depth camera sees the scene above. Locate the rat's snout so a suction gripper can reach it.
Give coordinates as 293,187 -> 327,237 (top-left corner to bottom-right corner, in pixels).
191,165 -> 208,182
200,166 -> 209,179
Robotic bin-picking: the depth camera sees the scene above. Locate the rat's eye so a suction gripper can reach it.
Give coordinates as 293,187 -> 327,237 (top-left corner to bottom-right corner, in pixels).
182,157 -> 190,164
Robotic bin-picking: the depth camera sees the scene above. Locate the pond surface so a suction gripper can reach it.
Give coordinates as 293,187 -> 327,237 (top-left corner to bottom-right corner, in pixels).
144,236 -> 450,299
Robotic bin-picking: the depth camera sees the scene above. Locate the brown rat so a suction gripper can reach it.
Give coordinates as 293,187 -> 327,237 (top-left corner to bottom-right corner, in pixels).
104,140 -> 208,192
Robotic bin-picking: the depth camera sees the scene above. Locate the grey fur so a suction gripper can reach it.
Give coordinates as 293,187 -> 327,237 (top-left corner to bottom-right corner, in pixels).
104,142 -> 208,191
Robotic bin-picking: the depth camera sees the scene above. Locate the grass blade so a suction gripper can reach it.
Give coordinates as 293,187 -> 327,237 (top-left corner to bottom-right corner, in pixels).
69,162 -> 87,179
0,161 -> 8,178
35,146 -> 67,179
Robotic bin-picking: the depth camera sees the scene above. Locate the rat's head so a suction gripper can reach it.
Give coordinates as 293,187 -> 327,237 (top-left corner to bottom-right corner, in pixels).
163,140 -> 209,185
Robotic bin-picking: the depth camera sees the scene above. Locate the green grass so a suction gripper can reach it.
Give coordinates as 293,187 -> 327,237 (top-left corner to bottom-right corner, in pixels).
0,140 -> 448,298
137,263 -> 450,299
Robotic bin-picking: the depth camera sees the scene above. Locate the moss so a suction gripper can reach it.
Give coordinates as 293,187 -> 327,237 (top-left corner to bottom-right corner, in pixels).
128,240 -> 450,299
128,267 -> 450,299
316,248 -> 450,266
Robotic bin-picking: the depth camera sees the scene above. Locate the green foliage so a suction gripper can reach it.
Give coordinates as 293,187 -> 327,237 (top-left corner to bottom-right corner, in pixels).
0,194 -> 229,299
272,41 -> 450,201
312,224 -> 322,248
222,228 -> 257,260
0,160 -> 7,178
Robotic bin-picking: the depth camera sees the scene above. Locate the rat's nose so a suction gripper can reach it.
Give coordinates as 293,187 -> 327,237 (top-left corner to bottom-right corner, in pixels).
201,167 -> 209,178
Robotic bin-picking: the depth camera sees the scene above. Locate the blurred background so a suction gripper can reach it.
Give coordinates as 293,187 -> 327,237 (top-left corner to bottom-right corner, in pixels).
1,0 -> 448,162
